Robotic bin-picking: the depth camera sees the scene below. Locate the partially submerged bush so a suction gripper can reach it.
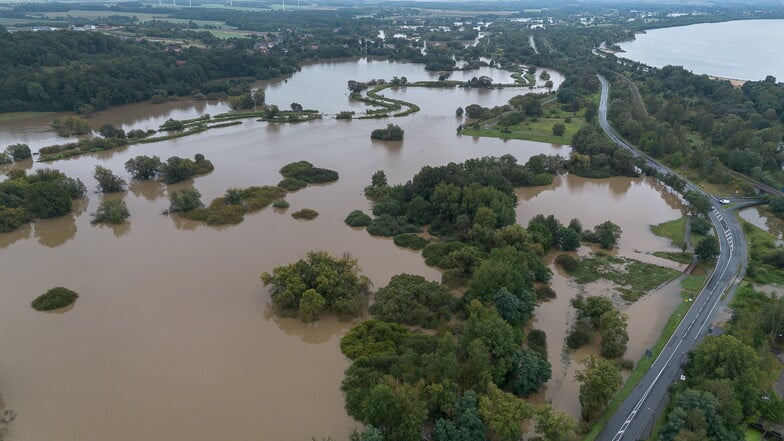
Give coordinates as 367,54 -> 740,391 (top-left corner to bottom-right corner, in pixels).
177,186 -> 286,226
278,177 -> 307,191
272,199 -> 289,209
371,124 -> 404,141
393,233 -> 429,250
168,188 -> 203,212
555,253 -> 578,272
345,210 -> 372,227
279,161 -> 339,184
160,154 -> 214,184
31,287 -> 78,311
367,215 -> 421,237
292,208 -> 319,220
92,199 -> 130,224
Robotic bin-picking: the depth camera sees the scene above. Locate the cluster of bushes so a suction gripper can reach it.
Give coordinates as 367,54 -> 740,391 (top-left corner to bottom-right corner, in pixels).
370,123 -> 404,141
393,233 -> 430,250
1,143 -> 32,164
92,199 -> 129,225
369,274 -> 452,328
580,220 -> 623,250
279,161 -> 339,187
261,251 -> 371,321
51,116 -> 91,136
171,185 -> 287,226
338,299 -> 564,441
344,210 -> 372,227
124,154 -> 214,184
354,156 -> 563,241
291,208 -> 319,220
566,296 -> 629,360
0,168 -> 85,232
568,125 -> 638,178
31,287 -> 78,311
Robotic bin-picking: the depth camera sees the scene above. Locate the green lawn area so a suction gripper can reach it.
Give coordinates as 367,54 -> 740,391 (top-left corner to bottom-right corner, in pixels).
461,94 -> 594,145
651,216 -> 687,249
569,255 -> 681,302
745,428 -> 763,441
653,251 -> 693,264
0,111 -> 54,122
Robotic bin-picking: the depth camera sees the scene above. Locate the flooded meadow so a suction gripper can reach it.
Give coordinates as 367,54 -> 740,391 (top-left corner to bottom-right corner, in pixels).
0,58 -> 685,439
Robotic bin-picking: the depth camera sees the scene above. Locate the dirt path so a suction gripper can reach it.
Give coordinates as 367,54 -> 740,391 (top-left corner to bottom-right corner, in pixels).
616,72 -> 648,116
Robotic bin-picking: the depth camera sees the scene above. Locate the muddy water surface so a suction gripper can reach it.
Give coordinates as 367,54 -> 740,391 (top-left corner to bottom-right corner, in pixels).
740,207 -> 784,244
519,175 -> 685,418
1,58 -> 675,440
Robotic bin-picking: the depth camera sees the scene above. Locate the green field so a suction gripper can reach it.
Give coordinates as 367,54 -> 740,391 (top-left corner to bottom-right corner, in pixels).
0,111 -> 55,122
462,116 -> 582,144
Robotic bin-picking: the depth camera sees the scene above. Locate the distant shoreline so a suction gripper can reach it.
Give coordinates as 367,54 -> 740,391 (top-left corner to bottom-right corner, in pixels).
706,75 -> 746,88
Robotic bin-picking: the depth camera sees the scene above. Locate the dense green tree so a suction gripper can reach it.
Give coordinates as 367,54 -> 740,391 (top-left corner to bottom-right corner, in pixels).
160,155 -> 214,184
369,274 -> 452,328
6,143 -> 31,160
299,288 -> 326,322
684,191 -> 712,216
686,334 -> 764,418
124,155 -> 162,180
168,188 -> 203,212
600,321 -> 629,359
340,320 -> 410,360
478,383 -> 534,441
559,227 -> 581,251
552,123 -> 566,136
362,379 -> 427,441
659,388 -> 743,441
695,235 -> 720,262
506,349 -> 551,397
93,165 -> 126,193
27,181 -> 72,218
261,251 -> 371,320
534,405 -> 579,441
575,356 -> 622,421
461,302 -> 521,384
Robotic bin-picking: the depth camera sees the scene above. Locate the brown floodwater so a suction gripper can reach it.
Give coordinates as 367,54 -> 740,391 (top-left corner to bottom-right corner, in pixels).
518,175 -> 686,419
1,58 -> 679,440
740,206 -> 784,245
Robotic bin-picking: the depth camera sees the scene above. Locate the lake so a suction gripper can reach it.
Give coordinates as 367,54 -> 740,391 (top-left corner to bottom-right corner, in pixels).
618,19 -> 784,81
0,58 -> 683,440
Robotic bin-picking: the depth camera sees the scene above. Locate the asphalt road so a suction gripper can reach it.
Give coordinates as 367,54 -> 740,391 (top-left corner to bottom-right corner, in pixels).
595,75 -> 748,441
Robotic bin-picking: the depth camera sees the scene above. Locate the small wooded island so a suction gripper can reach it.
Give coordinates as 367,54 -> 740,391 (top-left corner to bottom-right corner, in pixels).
370,124 -> 404,141
31,287 -> 79,311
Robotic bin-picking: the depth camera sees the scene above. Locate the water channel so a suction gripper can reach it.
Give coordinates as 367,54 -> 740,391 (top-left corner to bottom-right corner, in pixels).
0,58 -> 685,440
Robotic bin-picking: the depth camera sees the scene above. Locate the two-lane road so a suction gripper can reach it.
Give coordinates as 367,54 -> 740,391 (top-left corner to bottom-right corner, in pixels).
596,75 -> 747,441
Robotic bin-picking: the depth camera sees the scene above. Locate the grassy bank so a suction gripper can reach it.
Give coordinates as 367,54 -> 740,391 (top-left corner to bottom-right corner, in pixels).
582,274 -> 706,441
651,216 -> 687,249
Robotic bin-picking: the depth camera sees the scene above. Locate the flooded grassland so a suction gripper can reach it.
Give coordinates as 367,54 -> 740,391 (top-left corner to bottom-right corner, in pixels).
0,58 -> 684,439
